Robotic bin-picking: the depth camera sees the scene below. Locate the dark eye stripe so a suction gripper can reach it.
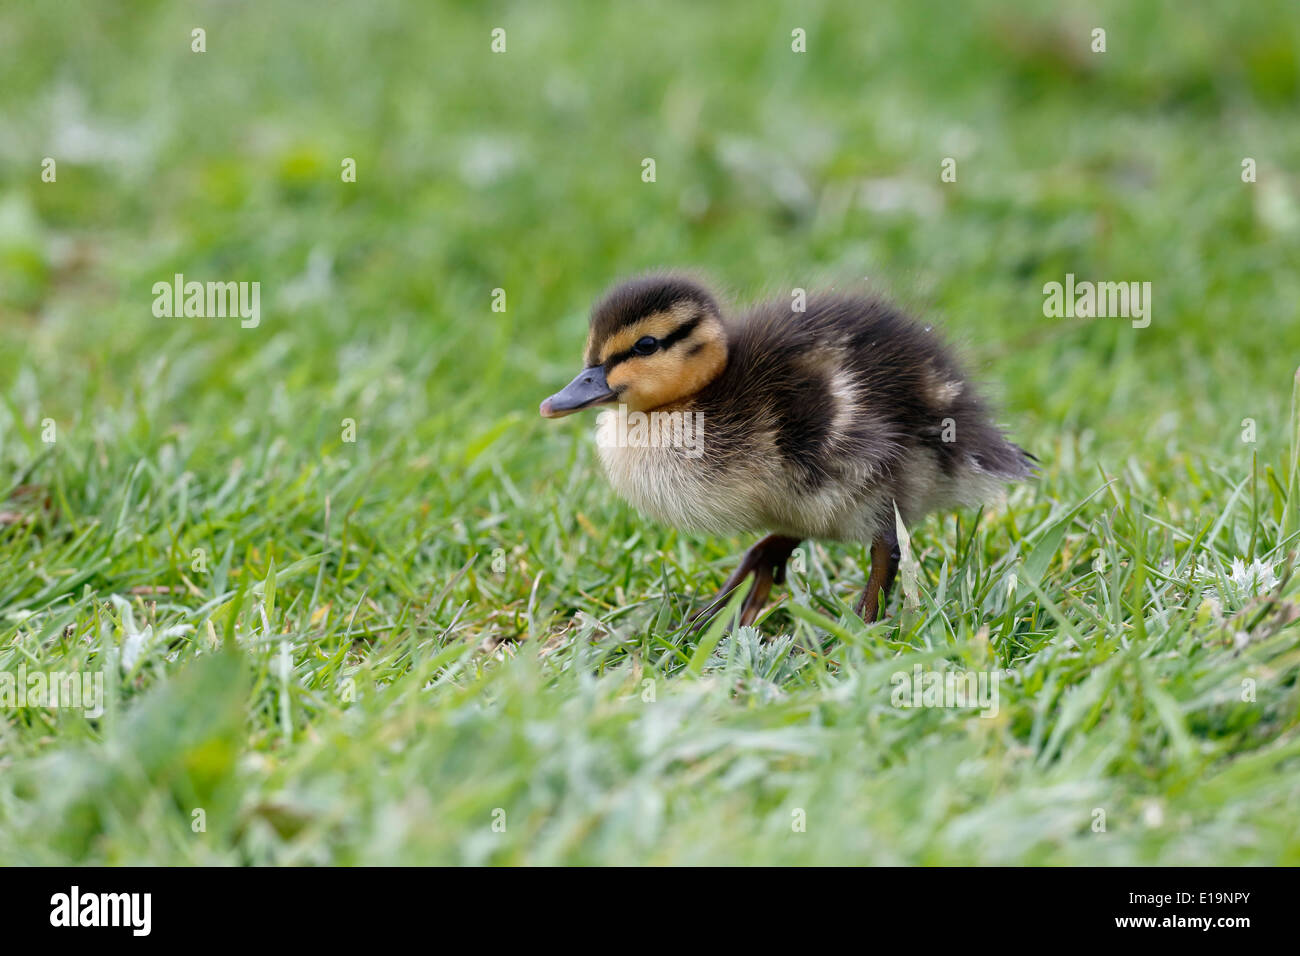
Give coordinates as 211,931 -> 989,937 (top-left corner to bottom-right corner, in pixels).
605,316 -> 702,370
659,316 -> 702,349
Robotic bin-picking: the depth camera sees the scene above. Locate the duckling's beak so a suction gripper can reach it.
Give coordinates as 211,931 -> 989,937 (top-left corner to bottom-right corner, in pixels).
540,366 -> 618,418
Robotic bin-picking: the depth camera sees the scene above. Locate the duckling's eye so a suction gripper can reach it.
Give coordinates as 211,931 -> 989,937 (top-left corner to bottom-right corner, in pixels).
632,336 -> 659,356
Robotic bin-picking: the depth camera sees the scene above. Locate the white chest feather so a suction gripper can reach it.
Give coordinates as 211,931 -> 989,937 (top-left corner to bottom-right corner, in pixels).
594,409 -> 770,535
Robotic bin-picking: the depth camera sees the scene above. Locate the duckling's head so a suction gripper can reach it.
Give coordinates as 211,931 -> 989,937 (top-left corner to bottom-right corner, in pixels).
540,275 -> 728,417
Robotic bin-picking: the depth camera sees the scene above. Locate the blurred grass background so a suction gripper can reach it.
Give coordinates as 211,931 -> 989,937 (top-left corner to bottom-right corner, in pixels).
1,0 -> 1298,864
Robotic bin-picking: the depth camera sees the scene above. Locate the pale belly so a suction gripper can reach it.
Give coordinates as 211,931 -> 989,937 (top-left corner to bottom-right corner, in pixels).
595,427 -> 888,542
596,439 -> 767,536
591,412 -> 1007,544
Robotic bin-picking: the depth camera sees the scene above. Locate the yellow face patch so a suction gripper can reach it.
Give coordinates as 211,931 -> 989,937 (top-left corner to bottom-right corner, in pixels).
602,313 -> 728,412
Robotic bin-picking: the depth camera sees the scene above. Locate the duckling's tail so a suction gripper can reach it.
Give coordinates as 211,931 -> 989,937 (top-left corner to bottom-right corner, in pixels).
974,437 -> 1037,481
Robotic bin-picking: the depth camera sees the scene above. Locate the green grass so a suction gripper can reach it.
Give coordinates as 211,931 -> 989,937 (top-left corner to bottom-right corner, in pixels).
2,0 -> 1299,864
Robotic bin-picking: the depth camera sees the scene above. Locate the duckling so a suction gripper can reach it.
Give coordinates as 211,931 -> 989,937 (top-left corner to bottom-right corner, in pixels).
540,274 -> 1033,627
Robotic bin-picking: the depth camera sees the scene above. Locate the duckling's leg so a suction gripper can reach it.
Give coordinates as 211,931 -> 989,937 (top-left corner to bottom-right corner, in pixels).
855,530 -> 900,622
691,534 -> 800,629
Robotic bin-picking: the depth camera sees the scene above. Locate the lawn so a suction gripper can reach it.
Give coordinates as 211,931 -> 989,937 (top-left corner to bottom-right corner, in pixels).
1,0 -> 1299,864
